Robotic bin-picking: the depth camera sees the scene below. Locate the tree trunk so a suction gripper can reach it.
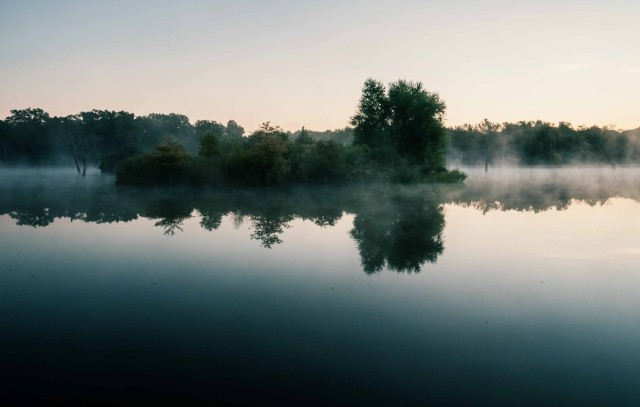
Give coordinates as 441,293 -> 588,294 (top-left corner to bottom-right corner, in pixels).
68,134 -> 81,174
82,152 -> 87,177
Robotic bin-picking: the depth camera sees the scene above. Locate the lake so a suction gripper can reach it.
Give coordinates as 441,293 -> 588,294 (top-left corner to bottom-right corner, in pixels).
2,167 -> 640,405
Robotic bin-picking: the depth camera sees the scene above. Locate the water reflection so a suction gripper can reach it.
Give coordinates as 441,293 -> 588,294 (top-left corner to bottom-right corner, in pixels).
2,167 -> 640,273
350,193 -> 444,273
146,199 -> 193,236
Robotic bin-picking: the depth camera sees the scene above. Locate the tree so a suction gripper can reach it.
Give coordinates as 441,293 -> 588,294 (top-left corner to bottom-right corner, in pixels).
350,79 -> 448,173
246,122 -> 290,185
475,119 -> 501,171
199,132 -> 221,159
5,108 -> 52,163
225,120 -> 245,139
350,79 -> 390,151
0,120 -> 8,162
195,120 -> 225,139
300,140 -> 345,183
151,136 -> 189,168
80,110 -> 138,163
387,80 -> 447,171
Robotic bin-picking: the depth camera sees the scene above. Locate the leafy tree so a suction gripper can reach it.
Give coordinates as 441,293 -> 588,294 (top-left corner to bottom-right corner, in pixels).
245,122 -> 290,185
5,108 -> 52,163
199,132 -> 221,159
137,113 -> 195,153
475,119 -> 501,170
5,107 -> 50,126
195,120 -> 225,139
350,79 -> 449,174
150,136 -> 189,168
225,120 -> 245,139
387,80 -> 447,171
300,140 -> 345,183
80,110 -> 138,164
351,79 -> 390,152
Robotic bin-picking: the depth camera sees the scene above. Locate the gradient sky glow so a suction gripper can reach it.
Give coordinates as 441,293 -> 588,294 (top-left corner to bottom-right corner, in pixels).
1,0 -> 639,132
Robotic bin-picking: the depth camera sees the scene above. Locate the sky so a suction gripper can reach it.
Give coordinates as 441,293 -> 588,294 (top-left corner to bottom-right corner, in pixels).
1,0 -> 639,132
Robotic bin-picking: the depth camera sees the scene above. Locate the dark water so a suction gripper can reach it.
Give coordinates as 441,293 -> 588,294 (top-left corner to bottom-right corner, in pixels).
2,168 -> 640,405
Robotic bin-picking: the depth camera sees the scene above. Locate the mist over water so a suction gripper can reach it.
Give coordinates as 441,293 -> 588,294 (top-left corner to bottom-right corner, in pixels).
2,167 -> 640,405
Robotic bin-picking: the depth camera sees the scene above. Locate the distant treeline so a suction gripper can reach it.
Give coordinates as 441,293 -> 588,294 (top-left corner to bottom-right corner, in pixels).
448,119 -> 640,166
3,110 -> 639,174
0,79 -> 465,185
0,107 -> 352,169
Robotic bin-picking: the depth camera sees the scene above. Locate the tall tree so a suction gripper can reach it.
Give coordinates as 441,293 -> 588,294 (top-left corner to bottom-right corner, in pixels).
387,80 -> 447,170
350,79 -> 448,173
5,108 -> 52,163
350,79 -> 390,151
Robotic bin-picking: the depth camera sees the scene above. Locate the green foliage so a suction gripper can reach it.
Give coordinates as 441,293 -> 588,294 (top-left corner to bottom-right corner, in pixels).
4,80 -> 468,185
198,132 -> 221,159
388,80 -> 447,170
195,120 -> 225,139
351,79 -> 390,150
117,137 -> 193,185
299,140 -> 346,183
4,108 -> 52,163
448,120 -> 640,166
350,79 -> 451,177
244,122 -> 290,185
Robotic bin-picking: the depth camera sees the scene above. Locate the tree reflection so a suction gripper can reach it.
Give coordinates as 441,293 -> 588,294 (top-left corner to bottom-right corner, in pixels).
350,194 -> 444,273
6,169 -> 640,274
9,208 -> 55,227
199,207 -> 224,231
250,214 -> 294,248
145,199 -> 193,236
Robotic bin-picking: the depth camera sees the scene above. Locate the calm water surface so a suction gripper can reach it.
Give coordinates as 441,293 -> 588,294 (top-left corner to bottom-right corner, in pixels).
1,168 -> 640,405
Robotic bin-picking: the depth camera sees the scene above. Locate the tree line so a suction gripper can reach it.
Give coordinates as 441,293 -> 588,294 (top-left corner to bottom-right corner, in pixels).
0,79 -> 465,185
0,107 -> 238,168
448,119 -> 640,167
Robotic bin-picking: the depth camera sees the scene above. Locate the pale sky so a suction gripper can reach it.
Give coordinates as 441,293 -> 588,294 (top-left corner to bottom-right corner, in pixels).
1,0 -> 639,132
